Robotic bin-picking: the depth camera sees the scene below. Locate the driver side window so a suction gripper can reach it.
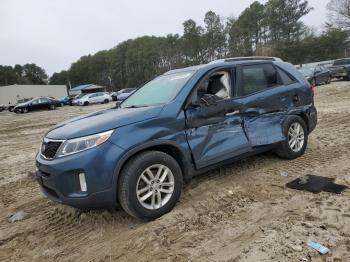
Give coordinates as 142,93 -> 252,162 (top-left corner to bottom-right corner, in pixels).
191,70 -> 232,105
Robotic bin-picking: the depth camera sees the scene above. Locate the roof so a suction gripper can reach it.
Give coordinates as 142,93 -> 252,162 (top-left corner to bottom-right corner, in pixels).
164,57 -> 284,75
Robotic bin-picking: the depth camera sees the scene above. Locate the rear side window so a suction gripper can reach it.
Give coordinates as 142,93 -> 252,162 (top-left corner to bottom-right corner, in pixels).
277,67 -> 295,85
241,64 -> 279,96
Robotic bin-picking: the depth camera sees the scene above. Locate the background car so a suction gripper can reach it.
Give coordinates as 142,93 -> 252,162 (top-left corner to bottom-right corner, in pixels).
329,58 -> 350,80
112,88 -> 136,101
298,65 -> 331,86
116,88 -> 136,101
79,92 -> 112,106
71,94 -> 85,105
0,105 -> 5,112
14,97 -> 59,113
60,96 -> 73,106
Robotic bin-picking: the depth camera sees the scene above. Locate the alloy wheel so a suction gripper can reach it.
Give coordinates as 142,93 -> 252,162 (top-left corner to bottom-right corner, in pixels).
288,122 -> 305,152
136,164 -> 175,210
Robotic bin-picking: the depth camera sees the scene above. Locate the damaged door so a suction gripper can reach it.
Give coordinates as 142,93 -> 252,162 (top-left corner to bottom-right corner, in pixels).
235,62 -> 299,146
185,68 -> 251,169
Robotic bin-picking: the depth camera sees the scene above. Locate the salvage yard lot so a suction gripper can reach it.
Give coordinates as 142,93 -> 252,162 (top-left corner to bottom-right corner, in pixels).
0,82 -> 349,261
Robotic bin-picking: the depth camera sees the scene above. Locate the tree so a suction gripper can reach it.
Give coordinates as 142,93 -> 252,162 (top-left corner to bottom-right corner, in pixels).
181,19 -> 204,65
265,0 -> 313,42
203,11 -> 227,61
50,70 -> 69,86
228,1 -> 266,56
0,63 -> 48,86
22,63 -> 48,84
327,0 -> 350,29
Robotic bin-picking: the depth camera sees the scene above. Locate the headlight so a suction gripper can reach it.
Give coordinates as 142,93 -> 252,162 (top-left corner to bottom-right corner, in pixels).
56,130 -> 114,157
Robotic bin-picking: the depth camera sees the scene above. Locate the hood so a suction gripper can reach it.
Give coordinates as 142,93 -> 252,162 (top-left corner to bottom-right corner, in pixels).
46,105 -> 164,140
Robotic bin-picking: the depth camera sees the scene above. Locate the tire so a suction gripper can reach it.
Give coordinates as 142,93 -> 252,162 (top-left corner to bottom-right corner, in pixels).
49,104 -> 56,110
22,107 -> 28,113
103,99 -> 109,104
275,115 -> 308,160
83,101 -> 89,106
326,76 -> 331,84
118,151 -> 183,220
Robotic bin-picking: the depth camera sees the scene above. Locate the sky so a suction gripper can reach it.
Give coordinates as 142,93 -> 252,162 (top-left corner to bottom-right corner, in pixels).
0,0 -> 329,76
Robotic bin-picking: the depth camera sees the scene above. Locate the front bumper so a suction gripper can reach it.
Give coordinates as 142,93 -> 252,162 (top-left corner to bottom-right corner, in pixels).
35,141 -> 124,209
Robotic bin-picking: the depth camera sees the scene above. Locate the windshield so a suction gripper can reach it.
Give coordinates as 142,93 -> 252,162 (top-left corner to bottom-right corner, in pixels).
121,71 -> 194,108
298,67 -> 314,77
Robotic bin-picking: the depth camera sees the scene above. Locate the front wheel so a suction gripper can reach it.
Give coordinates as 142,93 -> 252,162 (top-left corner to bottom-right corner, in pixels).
326,76 -> 331,84
103,99 -> 109,104
118,151 -> 183,220
49,104 -> 56,110
22,107 -> 28,113
275,115 -> 308,159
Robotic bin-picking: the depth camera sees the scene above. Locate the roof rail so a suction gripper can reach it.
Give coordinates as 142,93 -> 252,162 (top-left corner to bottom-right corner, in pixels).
209,56 -> 283,64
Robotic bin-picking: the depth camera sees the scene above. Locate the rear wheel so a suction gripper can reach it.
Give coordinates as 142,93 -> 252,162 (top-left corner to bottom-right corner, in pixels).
118,151 -> 183,220
83,101 -> 89,106
103,99 -> 109,104
275,115 -> 308,159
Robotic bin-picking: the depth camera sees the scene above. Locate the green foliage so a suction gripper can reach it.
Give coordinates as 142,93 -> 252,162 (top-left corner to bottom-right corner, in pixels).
274,29 -> 348,64
0,64 -> 48,86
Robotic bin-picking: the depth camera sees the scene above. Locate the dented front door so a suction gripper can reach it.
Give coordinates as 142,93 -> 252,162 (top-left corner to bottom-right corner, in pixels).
185,108 -> 251,169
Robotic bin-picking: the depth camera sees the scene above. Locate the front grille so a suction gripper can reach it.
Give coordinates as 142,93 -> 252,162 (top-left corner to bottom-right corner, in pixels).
41,140 -> 62,159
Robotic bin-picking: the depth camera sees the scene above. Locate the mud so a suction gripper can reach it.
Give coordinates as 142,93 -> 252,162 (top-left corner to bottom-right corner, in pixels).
0,82 -> 349,261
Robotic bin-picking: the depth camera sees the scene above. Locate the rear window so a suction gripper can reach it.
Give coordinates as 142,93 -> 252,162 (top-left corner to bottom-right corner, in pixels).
277,67 -> 295,85
241,64 -> 279,96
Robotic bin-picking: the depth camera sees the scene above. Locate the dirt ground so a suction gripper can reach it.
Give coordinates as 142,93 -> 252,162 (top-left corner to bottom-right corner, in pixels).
0,82 -> 349,262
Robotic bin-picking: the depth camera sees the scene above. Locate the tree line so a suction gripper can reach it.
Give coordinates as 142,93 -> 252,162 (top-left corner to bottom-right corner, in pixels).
1,0 -> 349,89
0,64 -> 48,86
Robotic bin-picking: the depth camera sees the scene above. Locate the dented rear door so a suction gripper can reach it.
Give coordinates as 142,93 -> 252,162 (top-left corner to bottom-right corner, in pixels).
235,62 -> 299,146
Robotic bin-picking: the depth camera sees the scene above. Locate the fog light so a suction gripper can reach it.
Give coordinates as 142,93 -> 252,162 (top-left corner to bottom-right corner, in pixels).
79,173 -> 87,192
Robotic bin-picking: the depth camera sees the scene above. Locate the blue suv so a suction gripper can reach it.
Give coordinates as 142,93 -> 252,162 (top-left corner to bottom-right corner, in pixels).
36,57 -> 317,220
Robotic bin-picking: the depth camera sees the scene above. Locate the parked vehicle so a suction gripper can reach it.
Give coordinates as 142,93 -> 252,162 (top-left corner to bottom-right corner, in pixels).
112,88 -> 136,101
14,97 -> 60,113
36,57 -> 317,220
329,58 -> 350,80
78,92 -> 111,106
0,104 -> 5,112
48,97 -> 63,107
60,96 -> 73,106
8,104 -> 15,112
71,94 -> 85,106
298,65 -> 331,86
